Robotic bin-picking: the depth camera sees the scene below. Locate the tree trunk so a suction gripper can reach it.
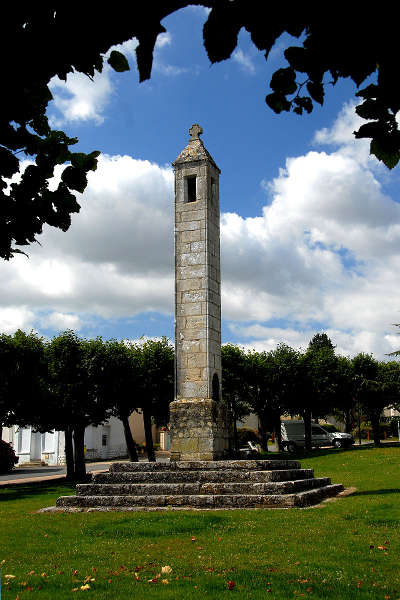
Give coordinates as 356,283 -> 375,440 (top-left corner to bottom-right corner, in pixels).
64,426 -> 75,479
232,408 -> 239,453
273,411 -> 283,451
143,410 -> 156,462
73,425 -> 87,479
371,413 -> 381,447
258,414 -> 269,451
303,408 -> 312,451
344,408 -> 352,433
121,414 -> 138,462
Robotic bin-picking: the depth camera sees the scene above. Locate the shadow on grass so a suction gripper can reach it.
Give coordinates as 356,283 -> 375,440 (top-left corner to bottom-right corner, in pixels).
0,477 -> 81,503
352,488 -> 400,497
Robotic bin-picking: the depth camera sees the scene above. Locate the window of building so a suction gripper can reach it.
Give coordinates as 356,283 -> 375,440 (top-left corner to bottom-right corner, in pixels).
186,175 -> 197,202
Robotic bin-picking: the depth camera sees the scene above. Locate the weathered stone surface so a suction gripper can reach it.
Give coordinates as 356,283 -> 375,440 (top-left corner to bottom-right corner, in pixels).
92,468 -> 314,484
54,457 -> 344,511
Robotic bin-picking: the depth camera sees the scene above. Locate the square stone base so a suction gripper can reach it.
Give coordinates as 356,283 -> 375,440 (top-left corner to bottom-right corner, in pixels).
169,399 -> 233,461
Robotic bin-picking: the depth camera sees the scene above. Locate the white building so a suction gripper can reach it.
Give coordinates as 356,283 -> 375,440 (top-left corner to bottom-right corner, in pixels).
2,417 -> 127,465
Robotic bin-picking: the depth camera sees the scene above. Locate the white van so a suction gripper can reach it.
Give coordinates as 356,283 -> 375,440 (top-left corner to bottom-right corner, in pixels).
281,420 -> 354,452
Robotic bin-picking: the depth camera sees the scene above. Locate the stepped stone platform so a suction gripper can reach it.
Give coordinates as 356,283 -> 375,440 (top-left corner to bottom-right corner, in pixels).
53,459 -> 344,511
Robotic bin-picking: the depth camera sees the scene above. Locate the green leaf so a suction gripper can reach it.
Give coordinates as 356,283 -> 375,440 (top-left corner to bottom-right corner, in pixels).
0,147 -> 20,178
70,151 -> 100,172
61,166 -> 88,193
370,138 -> 400,169
284,46 -> 309,73
270,67 -> 297,95
356,84 -> 378,100
355,99 -> 389,121
265,93 -> 291,114
294,96 -> 313,114
354,121 -> 386,139
306,81 -> 324,105
107,50 -> 130,72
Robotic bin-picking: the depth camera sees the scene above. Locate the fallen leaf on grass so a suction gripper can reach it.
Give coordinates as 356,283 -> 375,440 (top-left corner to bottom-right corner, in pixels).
161,579 -> 169,584
4,575 -> 16,579
378,546 -> 388,551
191,537 -> 196,542
161,566 -> 172,574
227,580 -> 235,590
72,588 -> 79,592
80,584 -> 90,590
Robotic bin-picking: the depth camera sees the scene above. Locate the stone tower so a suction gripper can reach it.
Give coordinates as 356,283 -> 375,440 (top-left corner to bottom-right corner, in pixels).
169,124 -> 232,461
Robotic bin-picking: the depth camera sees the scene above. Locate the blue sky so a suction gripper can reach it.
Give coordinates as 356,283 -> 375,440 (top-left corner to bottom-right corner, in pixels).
2,6 -> 400,358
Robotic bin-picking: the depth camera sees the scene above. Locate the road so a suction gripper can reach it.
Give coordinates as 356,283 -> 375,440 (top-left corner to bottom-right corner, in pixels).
0,462 -> 113,486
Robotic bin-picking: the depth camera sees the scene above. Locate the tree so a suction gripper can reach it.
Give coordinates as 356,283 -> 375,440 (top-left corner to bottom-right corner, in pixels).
332,355 -> 358,434
137,337 -> 174,462
2,4 -> 399,259
100,340 -> 141,462
297,334 -> 338,450
352,353 -> 384,447
221,343 -> 251,451
0,330 -> 46,440
45,331 -> 113,478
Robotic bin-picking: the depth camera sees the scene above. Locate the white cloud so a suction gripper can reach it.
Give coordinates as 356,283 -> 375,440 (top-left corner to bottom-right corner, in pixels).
0,307 -> 36,334
232,48 -> 256,74
40,312 -> 82,331
49,70 -> 113,126
0,155 -> 174,332
3,102 -> 400,358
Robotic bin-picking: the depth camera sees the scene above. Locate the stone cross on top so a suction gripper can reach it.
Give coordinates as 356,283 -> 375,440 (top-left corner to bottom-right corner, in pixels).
189,123 -> 203,141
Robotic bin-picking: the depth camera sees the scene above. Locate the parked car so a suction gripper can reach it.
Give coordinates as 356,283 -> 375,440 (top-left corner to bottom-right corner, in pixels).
281,420 -> 354,452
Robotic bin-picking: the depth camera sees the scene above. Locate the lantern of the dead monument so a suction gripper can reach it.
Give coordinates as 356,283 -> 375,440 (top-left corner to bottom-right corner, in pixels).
169,124 -> 232,461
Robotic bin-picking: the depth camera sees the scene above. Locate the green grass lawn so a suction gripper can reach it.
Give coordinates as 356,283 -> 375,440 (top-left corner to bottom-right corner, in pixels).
0,446 -> 399,599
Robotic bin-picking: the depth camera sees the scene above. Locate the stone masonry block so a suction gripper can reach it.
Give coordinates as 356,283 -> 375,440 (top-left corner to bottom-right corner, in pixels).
176,278 -> 202,292
181,209 -> 206,222
181,340 -> 200,353
179,230 -> 201,243
177,265 -> 206,279
179,252 -> 205,266
180,381 -> 208,398
190,241 -> 205,252
183,290 -> 207,303
176,221 -> 201,232
187,353 -> 207,368
185,315 -> 207,329
182,328 -> 207,340
177,302 -> 202,316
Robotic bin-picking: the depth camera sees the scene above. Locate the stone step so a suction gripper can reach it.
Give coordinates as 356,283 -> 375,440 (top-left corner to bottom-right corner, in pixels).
57,484 -> 343,510
110,459 -> 300,473
92,468 -> 314,484
77,477 -> 330,497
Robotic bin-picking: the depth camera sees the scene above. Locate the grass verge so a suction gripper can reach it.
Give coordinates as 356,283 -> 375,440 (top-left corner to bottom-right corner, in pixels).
0,446 -> 399,599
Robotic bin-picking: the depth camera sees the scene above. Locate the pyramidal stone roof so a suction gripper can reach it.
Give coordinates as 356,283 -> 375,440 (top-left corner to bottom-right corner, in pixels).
173,124 -> 220,171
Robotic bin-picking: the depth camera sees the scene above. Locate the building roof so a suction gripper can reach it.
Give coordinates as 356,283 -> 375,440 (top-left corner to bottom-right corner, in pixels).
173,124 -> 220,171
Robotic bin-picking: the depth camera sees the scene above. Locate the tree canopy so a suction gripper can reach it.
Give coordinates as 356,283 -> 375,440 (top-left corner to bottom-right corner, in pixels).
1,3 -> 399,259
